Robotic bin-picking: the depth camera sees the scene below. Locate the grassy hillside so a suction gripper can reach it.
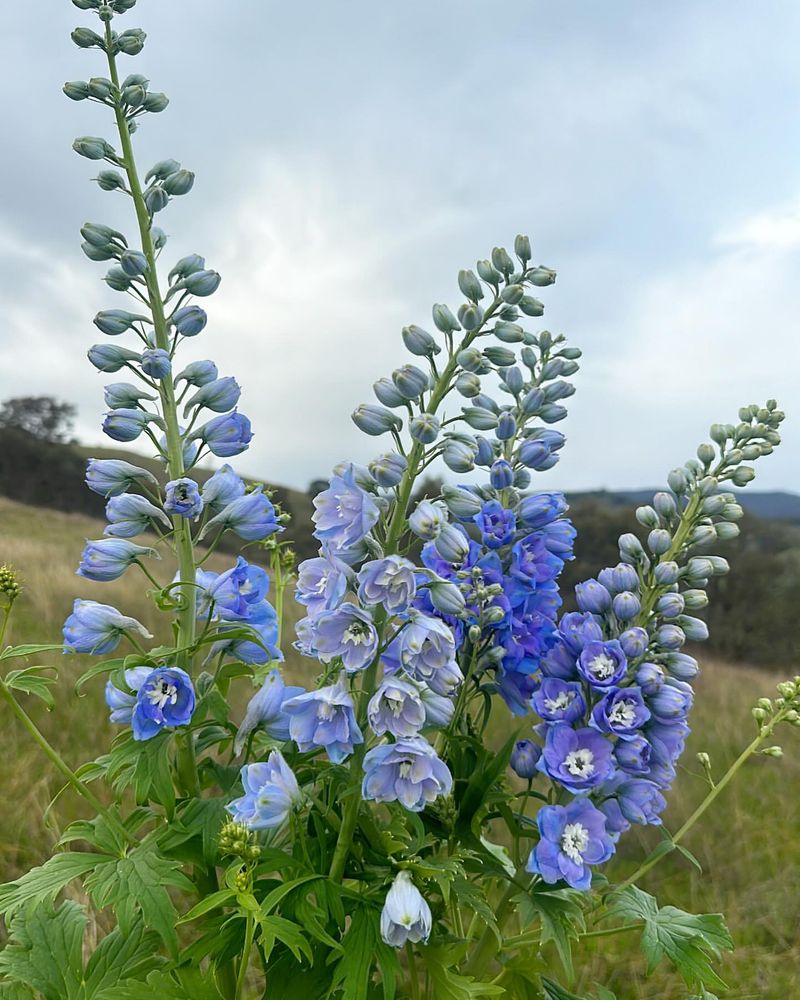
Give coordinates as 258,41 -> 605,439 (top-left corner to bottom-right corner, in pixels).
0,496 -> 798,996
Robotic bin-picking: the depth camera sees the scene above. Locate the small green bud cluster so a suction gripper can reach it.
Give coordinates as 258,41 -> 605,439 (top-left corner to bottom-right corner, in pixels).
751,678 -> 800,755
218,819 -> 260,862
0,565 -> 21,602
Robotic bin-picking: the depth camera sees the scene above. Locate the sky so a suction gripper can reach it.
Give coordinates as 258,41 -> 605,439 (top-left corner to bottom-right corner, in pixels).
1,0 -> 798,494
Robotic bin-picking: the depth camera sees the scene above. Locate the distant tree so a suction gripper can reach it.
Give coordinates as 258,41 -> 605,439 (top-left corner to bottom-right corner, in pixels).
308,478 -> 329,497
0,396 -> 77,443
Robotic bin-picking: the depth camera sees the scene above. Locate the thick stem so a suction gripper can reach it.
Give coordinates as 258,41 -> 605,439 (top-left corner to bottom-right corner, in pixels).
104,26 -> 199,795
235,911 -> 256,999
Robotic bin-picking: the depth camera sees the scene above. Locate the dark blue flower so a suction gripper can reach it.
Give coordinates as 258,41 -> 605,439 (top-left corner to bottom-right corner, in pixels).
518,492 -> 568,528
590,686 -> 650,738
526,798 -> 614,890
577,640 -> 628,689
532,678 -> 586,724
106,666 -> 195,740
473,500 -> 516,549
510,739 -> 541,778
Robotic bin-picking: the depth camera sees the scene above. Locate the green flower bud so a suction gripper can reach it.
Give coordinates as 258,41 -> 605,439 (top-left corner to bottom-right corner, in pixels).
163,169 -> 195,195
144,185 -> 169,214
432,302 -> 461,333
73,0 -> 102,8
121,84 -> 147,108
456,348 -> 485,373
698,475 -> 718,496
402,324 -> 440,357
87,77 -> 115,100
477,259 -> 502,284
682,589 -> 708,610
494,322 -> 524,343
731,465 -> 755,487
63,80 -> 90,101
143,91 -> 169,112
116,28 -> 147,56
528,266 -> 557,286
458,269 -> 484,301
500,283 -> 524,305
696,442 -> 715,465
483,346 -> 516,367
752,706 -> 767,723
458,303 -> 482,331
491,246 -> 513,275
519,295 -> 544,316
81,222 -> 126,248
709,423 -> 729,445
667,467 -> 689,494
73,136 -> 116,161
761,746 -> 783,758
689,524 -> 716,547
715,521 -> 740,541
96,169 -> 126,191
104,266 -> 132,291
635,505 -> 660,529
696,751 -> 711,768
514,234 -> 531,262
71,27 -> 105,49
455,372 -> 481,398
145,159 -> 181,183
82,241 -> 115,262
0,565 -> 22,600
653,491 -> 678,520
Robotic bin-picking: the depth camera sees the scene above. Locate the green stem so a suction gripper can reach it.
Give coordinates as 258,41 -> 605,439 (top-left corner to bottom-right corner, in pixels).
0,679 -> 135,848
616,717 -> 781,893
104,24 -> 199,797
235,911 -> 256,1000
406,942 -> 421,1000
463,879 -> 519,977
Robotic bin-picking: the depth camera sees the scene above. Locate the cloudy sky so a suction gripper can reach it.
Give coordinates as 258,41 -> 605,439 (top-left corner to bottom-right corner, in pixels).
1,0 -> 798,493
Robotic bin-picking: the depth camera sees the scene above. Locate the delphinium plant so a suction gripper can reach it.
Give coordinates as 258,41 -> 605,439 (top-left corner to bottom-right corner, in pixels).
0,1 -> 795,998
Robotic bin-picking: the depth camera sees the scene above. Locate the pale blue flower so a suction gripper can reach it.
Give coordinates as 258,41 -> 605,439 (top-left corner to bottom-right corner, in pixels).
226,750 -> 302,829
362,735 -> 452,811
282,676 -> 364,763
380,872 -> 432,948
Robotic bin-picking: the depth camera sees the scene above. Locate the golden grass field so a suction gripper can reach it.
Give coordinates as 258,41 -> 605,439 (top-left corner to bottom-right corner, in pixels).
0,495 -> 797,998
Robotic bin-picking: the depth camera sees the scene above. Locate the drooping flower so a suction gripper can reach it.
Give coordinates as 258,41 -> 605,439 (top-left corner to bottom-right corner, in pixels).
380,871 -> 432,948
383,611 -> 463,696
85,458 -> 159,498
200,486 -> 281,542
233,669 -> 305,754
312,464 -> 380,554
357,556 -> 417,613
105,493 -> 171,537
526,798 -> 614,890
362,736 -> 452,812
196,410 -> 253,457
368,677 -> 426,738
518,492 -> 568,528
63,599 -> 152,655
226,750 -> 302,829
200,463 -> 246,514
539,724 -> 615,793
282,676 -> 364,763
102,408 -> 156,443
510,739 -> 541,779
164,478 -> 204,518
77,538 -> 156,582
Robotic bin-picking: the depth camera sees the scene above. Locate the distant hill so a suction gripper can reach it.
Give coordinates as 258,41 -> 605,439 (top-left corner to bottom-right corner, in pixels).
568,489 -> 800,523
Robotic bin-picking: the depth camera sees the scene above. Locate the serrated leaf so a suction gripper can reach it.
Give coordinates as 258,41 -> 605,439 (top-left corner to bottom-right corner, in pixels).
423,949 -> 505,999
257,914 -> 313,965
94,967 -> 223,1000
85,844 -> 193,957
83,922 -> 162,997
4,666 -> 57,708
0,852 -> 112,916
0,901 -> 86,1000
331,906 -> 378,1000
516,885 -> 586,981
606,886 -> 733,990
541,978 -> 591,1000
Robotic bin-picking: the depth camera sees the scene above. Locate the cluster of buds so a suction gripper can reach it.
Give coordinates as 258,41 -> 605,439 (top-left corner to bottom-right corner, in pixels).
0,566 -> 21,605
217,819 -> 261,863
751,677 -> 800,756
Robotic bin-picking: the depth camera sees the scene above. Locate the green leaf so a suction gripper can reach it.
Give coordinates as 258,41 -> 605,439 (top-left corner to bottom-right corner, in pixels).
178,889 -> 235,924
106,731 -> 175,814
423,949 -> 505,999
541,978 -> 591,1000
257,914 -> 313,966
3,666 -> 57,708
515,885 -> 586,981
95,967 -> 223,1000
260,873 -> 324,916
75,657 -> 126,696
0,643 -> 65,661
330,906 -> 379,1000
0,901 -> 86,1000
83,922 -> 162,998
606,886 -> 733,990
0,852 -> 112,916
85,844 -> 193,957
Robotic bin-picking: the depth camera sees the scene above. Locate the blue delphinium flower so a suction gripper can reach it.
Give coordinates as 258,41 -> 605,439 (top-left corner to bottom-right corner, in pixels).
575,578 -> 613,614
368,677 -> 426,738
539,724 -> 615,792
140,347 -> 171,379
383,611 -> 463,696
201,486 -> 281,541
282,675 -> 364,763
102,408 -> 154,443
226,750 -> 302,829
308,604 -> 378,673
211,602 -> 282,665
172,303 -> 207,337
105,666 -> 195,740
105,493 -> 170,537
196,557 -> 269,620
184,376 -> 241,413
590,687 -> 651,738
380,871 -> 432,948
357,555 -> 417,613
312,464 -> 380,555
599,778 -> 667,832
196,410 -> 253,457
77,538 -> 156,581
362,735 -> 452,812
510,739 -> 542,779
104,382 -> 157,409
473,500 -> 516,549
526,798 -> 614,890
577,639 -> 628,689
85,458 -> 159,497
234,669 -> 305,754
295,554 -> 350,615
63,599 -> 152,655
201,463 -> 246,514
509,533 -> 565,592
518,492 -> 568,528
164,478 -> 204,518
531,678 -> 586,724
613,735 -> 652,775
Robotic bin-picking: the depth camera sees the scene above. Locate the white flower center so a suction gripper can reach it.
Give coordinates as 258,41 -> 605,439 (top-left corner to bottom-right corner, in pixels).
589,653 -> 616,679
608,699 -> 636,727
147,679 -> 178,710
399,761 -> 412,778
561,822 -> 589,863
345,623 -> 371,645
563,748 -> 595,777
313,572 -> 329,594
544,690 -> 575,713
385,692 -> 404,717
317,702 -> 336,721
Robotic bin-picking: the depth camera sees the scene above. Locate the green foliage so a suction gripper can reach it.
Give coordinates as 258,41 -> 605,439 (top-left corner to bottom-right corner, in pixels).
423,949 -> 505,999
2,666 -> 58,708
605,886 -> 733,991
0,853 -> 112,916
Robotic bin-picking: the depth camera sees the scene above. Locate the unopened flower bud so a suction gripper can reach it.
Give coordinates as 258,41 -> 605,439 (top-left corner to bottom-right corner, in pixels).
495,412 -> 517,440
144,185 -> 169,214
510,739 -> 540,779
441,484 -> 482,520
731,466 -> 756,487
71,27 -> 105,48
647,529 -> 671,555
654,560 -> 680,585
455,372 -> 482,398
402,324 -> 440,357
514,234 -> 532,262
434,524 -> 471,565
369,451 -> 407,487
409,500 -> 447,540
477,259 -> 503,284
442,440 -> 477,473
352,404 -> 401,436
494,321 -> 524,343
428,579 -> 467,616
163,169 -> 194,195
96,169 -> 126,191
491,246 -> 513,275
667,468 -> 689,494
458,268 -> 484,301
409,414 -> 440,444
432,303 -> 460,333
119,250 -> 148,276
392,364 -> 429,400
143,91 -> 169,113
458,303 -> 483,330
116,28 -> 147,55
73,136 -> 115,160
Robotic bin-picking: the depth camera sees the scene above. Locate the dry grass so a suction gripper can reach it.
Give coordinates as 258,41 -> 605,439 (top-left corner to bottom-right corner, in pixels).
0,496 -> 798,995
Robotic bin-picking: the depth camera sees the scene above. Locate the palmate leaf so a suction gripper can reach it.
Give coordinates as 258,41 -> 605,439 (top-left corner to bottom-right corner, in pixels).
85,843 -> 193,957
0,900 -> 85,1000
605,886 -> 733,991
3,665 -> 58,708
515,885 -> 586,981
94,967 -> 223,1000
0,852 -> 112,916
422,949 -> 505,1000
330,905 -> 400,1000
